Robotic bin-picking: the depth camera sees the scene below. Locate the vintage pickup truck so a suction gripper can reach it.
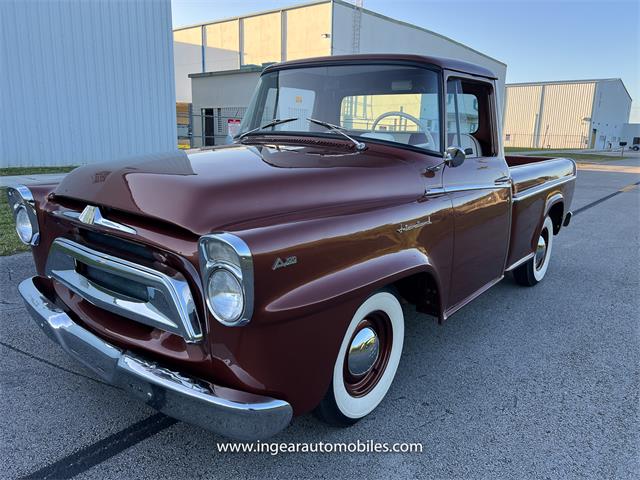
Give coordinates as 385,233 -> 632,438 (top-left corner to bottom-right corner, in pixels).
10,54 -> 576,440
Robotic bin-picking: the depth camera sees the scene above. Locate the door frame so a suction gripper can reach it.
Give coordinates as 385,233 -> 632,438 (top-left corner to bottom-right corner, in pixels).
441,70 -> 512,315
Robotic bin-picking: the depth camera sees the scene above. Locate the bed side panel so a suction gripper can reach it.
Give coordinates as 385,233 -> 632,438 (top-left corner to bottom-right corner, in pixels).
506,158 -> 576,268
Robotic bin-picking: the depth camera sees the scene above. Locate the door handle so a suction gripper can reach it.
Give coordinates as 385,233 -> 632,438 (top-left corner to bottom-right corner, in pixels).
495,175 -> 511,185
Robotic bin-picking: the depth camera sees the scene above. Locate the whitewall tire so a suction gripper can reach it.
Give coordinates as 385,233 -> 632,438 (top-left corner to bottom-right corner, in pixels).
514,216 -> 554,286
315,291 -> 404,426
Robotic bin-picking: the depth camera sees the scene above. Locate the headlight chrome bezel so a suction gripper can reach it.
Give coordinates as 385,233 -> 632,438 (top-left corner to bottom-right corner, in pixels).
6,185 -> 40,246
198,233 -> 254,327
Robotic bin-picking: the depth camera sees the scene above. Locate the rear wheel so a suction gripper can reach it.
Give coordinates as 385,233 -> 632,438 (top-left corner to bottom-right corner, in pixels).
315,291 -> 404,426
513,216 -> 554,286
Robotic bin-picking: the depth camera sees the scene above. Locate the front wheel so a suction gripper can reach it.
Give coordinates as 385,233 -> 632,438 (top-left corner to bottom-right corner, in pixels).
513,216 -> 554,286
315,291 -> 404,426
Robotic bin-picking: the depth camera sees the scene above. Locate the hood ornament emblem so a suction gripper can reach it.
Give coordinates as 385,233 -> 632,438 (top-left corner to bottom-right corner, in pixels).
71,205 -> 137,235
78,205 -> 99,225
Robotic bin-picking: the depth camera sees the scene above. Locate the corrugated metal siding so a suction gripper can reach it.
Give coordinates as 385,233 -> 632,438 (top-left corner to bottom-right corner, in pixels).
503,85 -> 542,148
0,0 -> 176,168
503,82 -> 596,149
538,83 -> 595,149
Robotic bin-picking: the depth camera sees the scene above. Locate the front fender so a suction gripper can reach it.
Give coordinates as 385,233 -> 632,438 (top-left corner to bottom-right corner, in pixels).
266,247 -> 441,319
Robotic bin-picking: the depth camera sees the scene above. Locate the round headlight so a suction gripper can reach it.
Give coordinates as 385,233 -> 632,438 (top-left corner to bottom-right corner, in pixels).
207,268 -> 244,324
15,206 -> 34,244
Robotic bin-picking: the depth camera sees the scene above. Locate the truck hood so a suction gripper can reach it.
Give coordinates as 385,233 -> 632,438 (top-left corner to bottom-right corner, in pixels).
54,145 -> 425,235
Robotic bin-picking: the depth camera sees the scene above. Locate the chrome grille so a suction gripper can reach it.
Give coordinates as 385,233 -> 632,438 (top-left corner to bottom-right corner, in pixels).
45,238 -> 202,343
80,263 -> 150,302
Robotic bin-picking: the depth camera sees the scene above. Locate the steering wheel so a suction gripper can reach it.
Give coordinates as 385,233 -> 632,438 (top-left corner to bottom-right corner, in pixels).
370,111 -> 435,148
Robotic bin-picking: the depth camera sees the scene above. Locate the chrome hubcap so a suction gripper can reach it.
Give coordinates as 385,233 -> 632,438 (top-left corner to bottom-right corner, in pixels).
347,327 -> 380,376
535,233 -> 547,270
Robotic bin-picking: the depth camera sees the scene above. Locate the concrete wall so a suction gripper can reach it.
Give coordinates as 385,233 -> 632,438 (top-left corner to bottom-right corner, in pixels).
0,0 -> 176,167
286,3 -> 332,60
174,0 -> 503,110
174,1 -> 332,104
183,0 -> 506,148
190,69 -> 262,147
205,20 -> 240,73
174,26 -> 203,103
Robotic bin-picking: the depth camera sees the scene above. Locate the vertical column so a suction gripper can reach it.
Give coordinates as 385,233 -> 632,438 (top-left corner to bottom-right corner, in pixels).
201,25 -> 206,72
533,85 -> 546,149
281,10 -> 287,62
238,18 -> 244,66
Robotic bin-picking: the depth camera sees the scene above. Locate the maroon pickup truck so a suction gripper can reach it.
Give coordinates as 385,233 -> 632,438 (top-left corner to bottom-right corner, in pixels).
10,54 -> 575,440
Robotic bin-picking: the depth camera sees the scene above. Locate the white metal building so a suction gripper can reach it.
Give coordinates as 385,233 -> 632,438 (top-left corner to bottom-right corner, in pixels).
503,79 -> 632,150
620,123 -> 640,149
0,0 -> 177,168
174,0 -> 507,148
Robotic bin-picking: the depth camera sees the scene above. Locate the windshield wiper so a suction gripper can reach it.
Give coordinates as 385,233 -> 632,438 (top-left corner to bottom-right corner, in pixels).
236,117 -> 299,140
307,118 -> 366,151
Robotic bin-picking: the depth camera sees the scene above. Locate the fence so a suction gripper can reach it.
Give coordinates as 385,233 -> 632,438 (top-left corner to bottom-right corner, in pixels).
177,107 -> 432,149
180,110 -> 598,150
503,133 -> 592,150
177,105 -> 247,149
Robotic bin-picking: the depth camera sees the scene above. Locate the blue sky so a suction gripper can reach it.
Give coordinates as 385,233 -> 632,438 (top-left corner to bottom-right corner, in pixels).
172,0 -> 639,122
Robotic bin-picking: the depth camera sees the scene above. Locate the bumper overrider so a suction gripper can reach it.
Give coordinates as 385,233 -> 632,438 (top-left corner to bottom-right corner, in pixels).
18,277 -> 293,440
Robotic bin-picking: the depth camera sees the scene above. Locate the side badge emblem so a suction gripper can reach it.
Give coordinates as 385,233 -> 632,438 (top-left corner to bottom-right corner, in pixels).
397,216 -> 432,233
273,256 -> 297,270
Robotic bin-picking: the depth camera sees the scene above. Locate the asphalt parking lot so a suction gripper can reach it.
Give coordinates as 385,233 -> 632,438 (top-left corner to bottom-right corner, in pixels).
1,164 -> 639,479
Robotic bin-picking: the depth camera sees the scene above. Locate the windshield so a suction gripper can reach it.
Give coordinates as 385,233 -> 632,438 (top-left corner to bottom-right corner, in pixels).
239,64 -> 442,154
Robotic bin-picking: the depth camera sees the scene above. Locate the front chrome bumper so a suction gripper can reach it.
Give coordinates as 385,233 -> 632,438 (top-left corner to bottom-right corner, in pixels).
18,277 -> 293,440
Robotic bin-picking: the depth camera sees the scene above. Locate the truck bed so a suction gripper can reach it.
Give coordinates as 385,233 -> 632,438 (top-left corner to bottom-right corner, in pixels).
506,156 -> 576,196
504,155 -> 577,269
505,155 -> 554,167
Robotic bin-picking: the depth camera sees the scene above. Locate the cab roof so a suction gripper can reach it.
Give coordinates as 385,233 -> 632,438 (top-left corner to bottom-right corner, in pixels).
262,54 -> 498,80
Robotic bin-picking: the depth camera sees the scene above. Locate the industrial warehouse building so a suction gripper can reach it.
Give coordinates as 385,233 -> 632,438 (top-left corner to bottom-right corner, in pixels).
503,79 -> 632,150
0,0 -> 176,167
174,0 -> 507,148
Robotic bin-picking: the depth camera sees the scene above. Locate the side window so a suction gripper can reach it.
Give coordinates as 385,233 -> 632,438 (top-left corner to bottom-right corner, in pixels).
446,78 -> 494,157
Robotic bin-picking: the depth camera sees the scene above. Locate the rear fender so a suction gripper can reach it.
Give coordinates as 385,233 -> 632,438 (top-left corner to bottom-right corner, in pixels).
544,192 -> 564,234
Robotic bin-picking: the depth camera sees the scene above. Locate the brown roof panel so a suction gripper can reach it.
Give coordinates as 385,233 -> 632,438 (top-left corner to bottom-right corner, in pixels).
263,54 -> 498,79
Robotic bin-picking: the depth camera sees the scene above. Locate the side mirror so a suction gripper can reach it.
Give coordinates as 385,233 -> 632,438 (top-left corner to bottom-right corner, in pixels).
445,146 -> 466,168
